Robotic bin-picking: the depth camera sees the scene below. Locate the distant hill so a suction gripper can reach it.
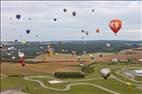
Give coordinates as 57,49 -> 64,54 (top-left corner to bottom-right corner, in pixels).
1,40 -> 142,60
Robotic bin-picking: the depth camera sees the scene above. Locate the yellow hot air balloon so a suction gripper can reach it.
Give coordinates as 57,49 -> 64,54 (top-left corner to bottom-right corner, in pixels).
21,40 -> 27,44
47,45 -> 50,48
126,82 -> 132,88
49,51 -> 53,56
47,47 -> 54,56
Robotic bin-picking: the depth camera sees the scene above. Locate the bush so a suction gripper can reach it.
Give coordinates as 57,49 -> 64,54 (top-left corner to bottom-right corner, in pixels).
54,72 -> 85,78
81,64 -> 94,75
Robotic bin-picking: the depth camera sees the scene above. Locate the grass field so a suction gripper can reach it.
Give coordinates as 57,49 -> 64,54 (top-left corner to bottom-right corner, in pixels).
1,53 -> 142,94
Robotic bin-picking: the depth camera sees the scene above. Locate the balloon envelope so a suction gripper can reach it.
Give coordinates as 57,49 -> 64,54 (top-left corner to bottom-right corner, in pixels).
72,11 -> 76,16
54,18 -> 57,21
106,43 -> 110,47
81,30 -> 84,33
63,9 -> 67,12
92,9 -> 94,12
21,40 -> 27,44
26,29 -> 30,34
100,68 -> 111,80
96,29 -> 100,33
36,34 -> 38,37
99,54 -> 102,58
18,52 -> 24,58
15,40 -> 18,42
10,17 -> 13,20
12,56 -> 16,59
16,14 -> 21,20
109,19 -> 122,34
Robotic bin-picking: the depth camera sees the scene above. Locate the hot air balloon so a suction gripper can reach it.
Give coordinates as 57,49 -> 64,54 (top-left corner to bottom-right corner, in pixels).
85,31 -> 89,36
36,34 -> 38,38
126,82 -> 132,88
100,68 -> 111,80
81,37 -> 84,39
96,29 -> 100,33
63,8 -> 67,12
72,11 -> 76,16
40,46 -> 43,49
89,54 -> 94,60
21,40 -> 27,44
26,29 -> 30,34
15,40 -> 18,42
18,51 -> 24,58
77,56 -> 81,61
47,45 -> 50,48
18,51 -> 25,67
109,19 -> 122,35
81,30 -> 84,33
83,51 -> 86,54
0,44 -> 3,49
9,17 -> 13,20
47,47 -> 54,56
12,56 -> 16,60
72,51 -> 76,56
16,14 -> 21,20
106,43 -> 110,47
7,53 -> 11,56
54,18 -> 57,21
62,49 -> 65,52
92,9 -> 94,12
80,62 -> 84,67
99,54 -> 102,58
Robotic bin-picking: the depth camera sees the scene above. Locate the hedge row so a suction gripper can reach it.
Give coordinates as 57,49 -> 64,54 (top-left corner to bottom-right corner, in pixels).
54,72 -> 85,78
81,64 -> 94,75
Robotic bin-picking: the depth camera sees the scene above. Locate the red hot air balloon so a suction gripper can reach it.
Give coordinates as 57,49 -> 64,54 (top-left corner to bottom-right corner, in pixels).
18,52 -> 25,67
109,19 -> 122,35
96,29 -> 100,33
19,58 -> 25,67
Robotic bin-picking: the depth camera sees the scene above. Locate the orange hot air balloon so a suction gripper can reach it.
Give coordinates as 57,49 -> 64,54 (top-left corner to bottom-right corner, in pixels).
96,29 -> 100,33
109,19 -> 122,35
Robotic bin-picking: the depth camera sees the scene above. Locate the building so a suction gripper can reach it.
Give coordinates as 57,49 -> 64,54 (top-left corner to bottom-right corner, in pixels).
133,70 -> 142,77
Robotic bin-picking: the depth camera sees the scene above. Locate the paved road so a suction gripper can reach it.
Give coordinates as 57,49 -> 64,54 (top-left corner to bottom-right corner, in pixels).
0,89 -> 28,94
0,74 -> 8,80
23,66 -> 142,93
24,76 -> 120,94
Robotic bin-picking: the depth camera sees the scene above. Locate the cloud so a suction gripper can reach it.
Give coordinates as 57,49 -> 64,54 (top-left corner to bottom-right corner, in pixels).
1,1 -> 142,41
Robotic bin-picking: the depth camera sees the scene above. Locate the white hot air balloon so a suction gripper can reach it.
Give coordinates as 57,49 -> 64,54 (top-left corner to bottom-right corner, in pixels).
12,56 -> 16,59
72,51 -> 76,56
83,51 -> 86,54
89,54 -> 94,60
21,40 -> 27,45
40,46 -> 43,49
100,68 -> 111,80
18,52 -> 24,58
80,62 -> 84,67
89,54 -> 93,57
106,43 -> 110,47
77,56 -> 81,61
7,53 -> 11,56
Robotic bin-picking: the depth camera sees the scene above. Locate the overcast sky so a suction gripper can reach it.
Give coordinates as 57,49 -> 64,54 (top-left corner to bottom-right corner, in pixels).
1,1 -> 142,41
